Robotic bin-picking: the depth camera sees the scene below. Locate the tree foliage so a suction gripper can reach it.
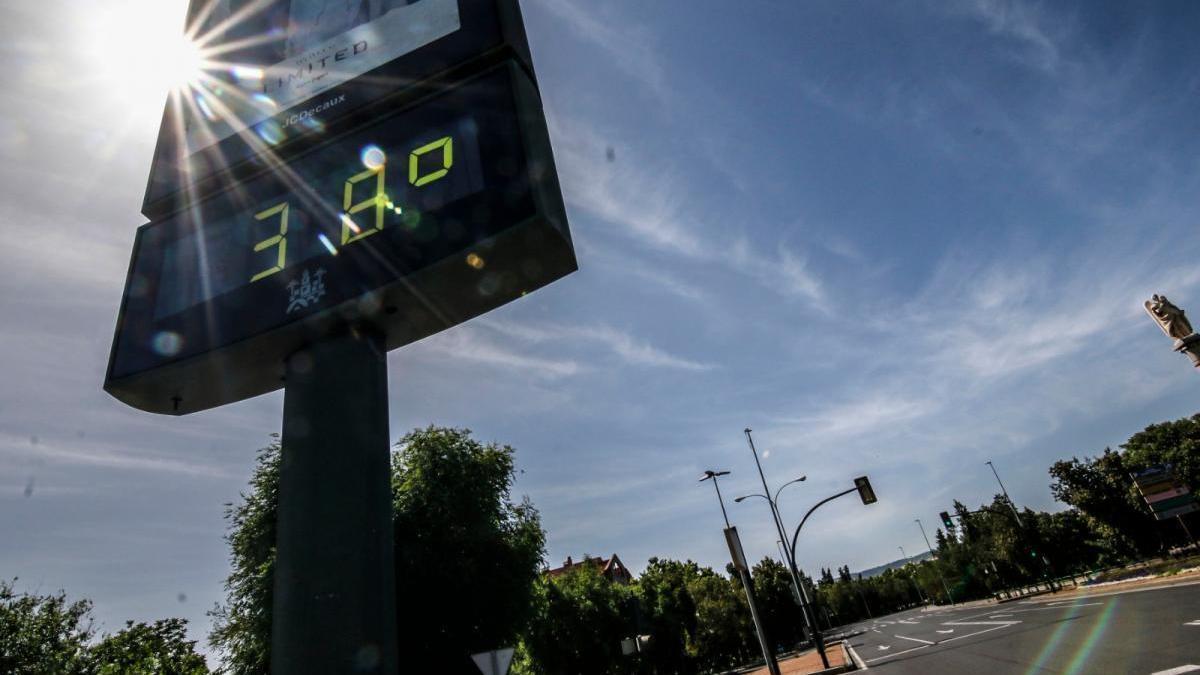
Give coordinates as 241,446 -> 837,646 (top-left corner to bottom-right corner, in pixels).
209,427 -> 545,674
0,579 -> 205,675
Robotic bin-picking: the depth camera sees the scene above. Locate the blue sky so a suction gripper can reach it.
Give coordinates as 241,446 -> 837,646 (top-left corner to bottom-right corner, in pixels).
3,0 -> 1200,658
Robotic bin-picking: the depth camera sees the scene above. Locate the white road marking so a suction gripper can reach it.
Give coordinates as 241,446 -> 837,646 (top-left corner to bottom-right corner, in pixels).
894,635 -> 936,645
897,619 -> 920,624
1150,666 -> 1200,675
1184,620 -> 1200,626
936,629 -> 954,634
877,645 -> 890,651
865,644 -> 929,663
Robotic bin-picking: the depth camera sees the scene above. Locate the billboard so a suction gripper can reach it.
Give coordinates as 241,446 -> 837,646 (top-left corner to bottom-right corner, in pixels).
142,0 -> 533,216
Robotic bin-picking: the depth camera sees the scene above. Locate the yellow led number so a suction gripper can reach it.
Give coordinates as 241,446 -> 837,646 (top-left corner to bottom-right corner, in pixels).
342,163 -> 387,245
249,202 -> 288,282
409,136 -> 453,187
249,134 -> 455,281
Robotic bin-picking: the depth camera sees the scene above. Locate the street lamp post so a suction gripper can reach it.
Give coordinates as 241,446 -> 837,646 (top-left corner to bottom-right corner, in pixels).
985,460 -> 1057,591
916,519 -> 955,605
700,470 -> 781,675
899,546 -> 927,605
743,429 -> 829,668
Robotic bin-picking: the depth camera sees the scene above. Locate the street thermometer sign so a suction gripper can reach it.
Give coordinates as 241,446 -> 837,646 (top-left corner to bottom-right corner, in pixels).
105,0 -> 574,414
104,1 -> 575,673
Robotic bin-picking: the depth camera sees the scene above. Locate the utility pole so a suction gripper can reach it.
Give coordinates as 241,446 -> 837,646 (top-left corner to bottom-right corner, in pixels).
916,519 -> 955,605
986,460 -> 1057,591
899,546 -> 927,605
701,470 -> 781,675
744,429 -> 828,668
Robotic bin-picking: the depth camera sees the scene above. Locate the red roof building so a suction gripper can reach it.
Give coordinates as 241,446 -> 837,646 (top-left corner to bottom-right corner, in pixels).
545,554 -> 634,584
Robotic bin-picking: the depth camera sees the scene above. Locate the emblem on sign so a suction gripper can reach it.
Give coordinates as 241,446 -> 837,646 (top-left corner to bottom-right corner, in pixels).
287,268 -> 327,313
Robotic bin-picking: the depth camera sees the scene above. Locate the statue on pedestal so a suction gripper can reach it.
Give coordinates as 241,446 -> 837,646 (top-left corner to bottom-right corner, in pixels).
1145,294 -> 1195,340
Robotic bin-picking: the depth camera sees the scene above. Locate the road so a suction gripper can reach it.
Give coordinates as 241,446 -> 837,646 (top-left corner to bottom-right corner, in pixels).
844,581 -> 1200,674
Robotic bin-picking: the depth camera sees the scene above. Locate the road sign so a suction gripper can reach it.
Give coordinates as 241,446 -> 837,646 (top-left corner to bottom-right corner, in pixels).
143,0 -> 535,217
725,526 -> 749,572
1132,464 -> 1199,521
471,648 -> 514,675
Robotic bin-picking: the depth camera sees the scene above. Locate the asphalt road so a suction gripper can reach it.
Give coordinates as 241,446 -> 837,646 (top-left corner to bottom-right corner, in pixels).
844,581 -> 1200,674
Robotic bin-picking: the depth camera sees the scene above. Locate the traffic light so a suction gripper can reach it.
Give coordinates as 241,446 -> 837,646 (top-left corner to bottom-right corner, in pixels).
854,476 -> 877,505
940,511 -> 954,530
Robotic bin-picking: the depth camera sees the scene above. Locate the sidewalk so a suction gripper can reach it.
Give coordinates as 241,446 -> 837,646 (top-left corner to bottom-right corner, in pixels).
745,642 -> 850,675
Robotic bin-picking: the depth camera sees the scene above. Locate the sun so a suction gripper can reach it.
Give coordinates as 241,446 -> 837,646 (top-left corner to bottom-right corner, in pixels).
79,1 -> 209,103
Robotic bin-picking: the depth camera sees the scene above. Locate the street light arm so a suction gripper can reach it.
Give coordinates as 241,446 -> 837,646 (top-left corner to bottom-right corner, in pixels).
773,476 -> 807,505
788,486 -> 858,569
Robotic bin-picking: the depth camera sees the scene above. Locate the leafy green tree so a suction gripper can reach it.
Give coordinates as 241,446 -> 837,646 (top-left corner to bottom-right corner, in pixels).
88,619 -> 207,674
1049,449 -> 1158,557
1,579 -> 206,675
686,566 -> 750,674
749,558 -> 802,652
210,427 -> 546,675
639,558 -> 701,675
516,565 -> 633,675
0,579 -> 92,674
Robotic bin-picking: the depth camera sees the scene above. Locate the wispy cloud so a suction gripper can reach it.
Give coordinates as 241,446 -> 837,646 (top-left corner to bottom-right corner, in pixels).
482,319 -> 714,372
958,0 -> 1063,73
421,326 -> 582,378
549,113 -> 828,310
528,0 -> 669,101
2,433 -> 231,479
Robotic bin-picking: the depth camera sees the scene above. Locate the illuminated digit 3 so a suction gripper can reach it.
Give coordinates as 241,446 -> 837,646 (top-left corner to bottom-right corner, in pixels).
250,201 -> 289,282
409,135 -> 453,187
342,163 -> 387,245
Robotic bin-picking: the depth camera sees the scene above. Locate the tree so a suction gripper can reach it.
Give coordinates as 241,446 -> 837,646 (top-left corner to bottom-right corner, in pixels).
88,619 -> 207,675
749,558 -> 803,653
1049,449 -> 1158,557
210,427 -> 546,674
0,579 -> 206,675
686,565 -> 751,674
0,579 -> 92,675
516,565 -> 632,675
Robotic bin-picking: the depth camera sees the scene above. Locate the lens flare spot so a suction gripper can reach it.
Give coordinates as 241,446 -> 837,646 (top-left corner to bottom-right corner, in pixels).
361,145 -> 386,170
194,93 -> 217,121
317,233 -> 338,255
341,213 -> 361,234
257,121 -> 284,145
466,253 -> 485,270
231,65 -> 264,84
251,93 -> 277,110
152,331 -> 184,357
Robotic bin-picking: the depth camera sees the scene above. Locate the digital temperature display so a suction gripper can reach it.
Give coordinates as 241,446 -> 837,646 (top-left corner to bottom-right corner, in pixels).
106,63 -> 575,414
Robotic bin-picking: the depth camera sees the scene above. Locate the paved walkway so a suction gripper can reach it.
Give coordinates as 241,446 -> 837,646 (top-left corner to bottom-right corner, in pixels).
745,643 -> 848,674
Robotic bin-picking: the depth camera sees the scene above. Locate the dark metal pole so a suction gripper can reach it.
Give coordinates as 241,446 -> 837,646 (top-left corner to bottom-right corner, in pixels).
986,460 -> 1024,528
272,328 -> 397,675
745,430 -> 827,668
702,471 -> 780,675
916,519 -> 955,605
1180,514 -> 1197,548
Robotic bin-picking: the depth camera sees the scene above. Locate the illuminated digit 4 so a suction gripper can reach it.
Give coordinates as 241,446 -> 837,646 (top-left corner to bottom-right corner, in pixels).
409,135 -> 453,187
342,163 -> 387,245
250,201 -> 289,283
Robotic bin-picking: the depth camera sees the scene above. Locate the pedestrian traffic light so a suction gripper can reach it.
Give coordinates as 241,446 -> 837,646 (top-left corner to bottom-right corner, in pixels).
854,476 -> 877,505
940,511 -> 954,530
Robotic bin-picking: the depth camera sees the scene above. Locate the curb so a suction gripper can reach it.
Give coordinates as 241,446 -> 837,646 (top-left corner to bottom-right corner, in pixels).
845,641 -> 868,671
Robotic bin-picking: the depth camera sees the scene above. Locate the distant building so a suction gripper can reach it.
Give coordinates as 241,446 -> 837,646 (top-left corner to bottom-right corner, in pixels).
545,554 -> 634,584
